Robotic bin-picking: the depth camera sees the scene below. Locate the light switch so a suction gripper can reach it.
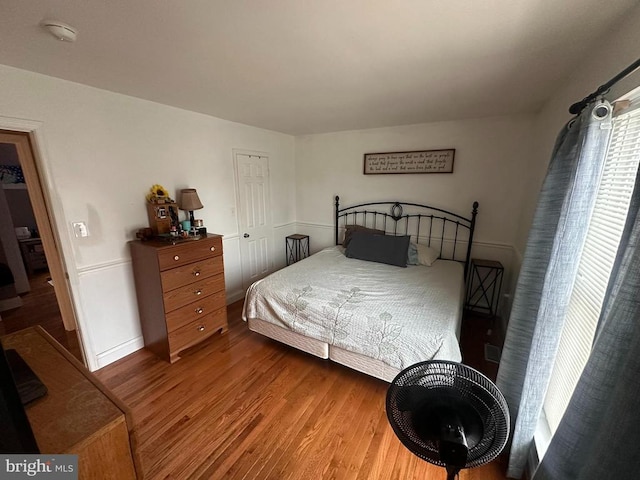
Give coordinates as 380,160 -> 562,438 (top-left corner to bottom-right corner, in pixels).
72,222 -> 89,238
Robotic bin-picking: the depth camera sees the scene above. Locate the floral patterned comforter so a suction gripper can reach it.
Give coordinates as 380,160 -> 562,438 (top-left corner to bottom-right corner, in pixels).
242,246 -> 464,370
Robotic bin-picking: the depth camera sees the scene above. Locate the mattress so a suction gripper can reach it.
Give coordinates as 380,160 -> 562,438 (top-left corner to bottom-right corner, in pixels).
243,246 -> 464,375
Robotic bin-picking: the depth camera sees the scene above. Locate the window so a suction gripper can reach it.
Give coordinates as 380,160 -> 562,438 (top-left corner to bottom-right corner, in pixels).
540,95 -> 640,443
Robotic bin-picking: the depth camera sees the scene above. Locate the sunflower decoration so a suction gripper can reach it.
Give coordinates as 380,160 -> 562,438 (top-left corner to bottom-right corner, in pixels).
146,184 -> 174,203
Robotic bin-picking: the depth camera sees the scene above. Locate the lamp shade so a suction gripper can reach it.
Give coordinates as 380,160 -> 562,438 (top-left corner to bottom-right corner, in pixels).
179,189 -> 203,211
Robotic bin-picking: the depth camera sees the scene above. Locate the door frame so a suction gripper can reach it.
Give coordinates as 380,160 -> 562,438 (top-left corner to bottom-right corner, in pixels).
0,118 -> 85,363
232,149 -> 275,290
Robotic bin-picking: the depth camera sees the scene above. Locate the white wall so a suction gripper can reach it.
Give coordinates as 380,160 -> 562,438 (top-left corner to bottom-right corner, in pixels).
515,6 -> 640,257
0,64 -> 295,370
502,5 -> 640,308
294,114 -> 537,304
4,4 -> 638,370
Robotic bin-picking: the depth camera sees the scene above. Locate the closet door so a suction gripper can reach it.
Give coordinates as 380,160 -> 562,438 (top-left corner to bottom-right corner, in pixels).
234,152 -> 274,290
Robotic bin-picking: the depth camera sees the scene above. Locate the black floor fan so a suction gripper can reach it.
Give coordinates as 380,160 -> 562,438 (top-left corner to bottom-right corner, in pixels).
386,360 -> 510,480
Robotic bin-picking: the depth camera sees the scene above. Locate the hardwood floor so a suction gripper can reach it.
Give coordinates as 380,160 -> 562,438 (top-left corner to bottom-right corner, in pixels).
96,301 -> 509,480
460,309 -> 506,383
0,270 -> 83,361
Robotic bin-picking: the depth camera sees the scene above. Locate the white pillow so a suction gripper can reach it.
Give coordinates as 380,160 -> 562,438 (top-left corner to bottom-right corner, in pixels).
416,244 -> 439,266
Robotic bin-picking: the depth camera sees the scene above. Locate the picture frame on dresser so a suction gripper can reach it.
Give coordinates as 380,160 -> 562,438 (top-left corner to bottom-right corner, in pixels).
129,233 -> 228,363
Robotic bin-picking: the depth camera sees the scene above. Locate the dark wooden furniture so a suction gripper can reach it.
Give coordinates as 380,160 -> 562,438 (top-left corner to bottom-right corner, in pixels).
285,234 -> 310,265
18,238 -> 48,275
465,258 -> 504,318
129,234 -> 227,363
1,326 -> 138,479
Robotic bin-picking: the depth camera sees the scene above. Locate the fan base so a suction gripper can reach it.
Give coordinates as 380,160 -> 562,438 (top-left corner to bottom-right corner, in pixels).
446,465 -> 461,480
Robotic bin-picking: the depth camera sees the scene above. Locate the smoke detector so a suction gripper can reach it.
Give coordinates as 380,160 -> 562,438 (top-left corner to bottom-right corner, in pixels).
41,20 -> 78,42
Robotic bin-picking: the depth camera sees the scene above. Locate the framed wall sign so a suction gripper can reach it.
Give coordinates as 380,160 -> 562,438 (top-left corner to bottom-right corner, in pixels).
363,149 -> 455,175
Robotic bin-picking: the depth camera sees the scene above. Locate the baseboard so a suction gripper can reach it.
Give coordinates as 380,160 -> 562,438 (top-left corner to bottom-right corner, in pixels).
95,336 -> 144,370
227,289 -> 246,304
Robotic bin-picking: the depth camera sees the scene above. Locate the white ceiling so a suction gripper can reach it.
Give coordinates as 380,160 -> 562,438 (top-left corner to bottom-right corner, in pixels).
0,0 -> 637,135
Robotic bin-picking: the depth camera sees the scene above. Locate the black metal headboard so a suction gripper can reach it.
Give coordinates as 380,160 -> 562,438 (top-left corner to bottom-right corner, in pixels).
334,196 -> 479,276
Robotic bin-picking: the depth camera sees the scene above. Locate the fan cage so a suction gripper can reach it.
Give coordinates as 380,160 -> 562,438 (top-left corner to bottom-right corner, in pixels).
386,360 -> 509,469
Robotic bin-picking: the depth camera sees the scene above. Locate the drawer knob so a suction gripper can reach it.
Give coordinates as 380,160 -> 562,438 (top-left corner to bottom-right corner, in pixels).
173,255 -> 180,261
195,289 -> 202,296
198,325 -> 205,332
210,246 -> 216,252
195,307 -> 204,314
193,270 -> 201,277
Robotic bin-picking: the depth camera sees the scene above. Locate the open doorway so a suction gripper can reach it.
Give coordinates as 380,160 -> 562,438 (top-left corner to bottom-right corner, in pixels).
0,131 -> 83,362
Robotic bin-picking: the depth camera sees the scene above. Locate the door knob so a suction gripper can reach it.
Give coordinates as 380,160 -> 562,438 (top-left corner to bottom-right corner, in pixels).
243,233 -> 250,238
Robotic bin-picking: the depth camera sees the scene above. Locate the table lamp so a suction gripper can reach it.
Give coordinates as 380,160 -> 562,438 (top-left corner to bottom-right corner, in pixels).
179,188 -> 203,232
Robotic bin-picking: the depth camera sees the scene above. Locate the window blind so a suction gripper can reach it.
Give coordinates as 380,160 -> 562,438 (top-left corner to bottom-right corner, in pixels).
543,105 -> 640,434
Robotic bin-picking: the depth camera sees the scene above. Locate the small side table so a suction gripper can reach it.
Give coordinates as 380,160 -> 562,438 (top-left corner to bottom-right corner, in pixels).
18,238 -> 48,275
286,234 -> 310,266
465,259 -> 504,318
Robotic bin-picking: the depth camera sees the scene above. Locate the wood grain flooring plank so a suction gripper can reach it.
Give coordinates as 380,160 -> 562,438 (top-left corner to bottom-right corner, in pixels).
95,300 -> 508,480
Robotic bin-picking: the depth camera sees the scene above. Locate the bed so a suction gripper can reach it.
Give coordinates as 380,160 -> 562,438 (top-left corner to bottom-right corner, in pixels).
242,196 -> 479,382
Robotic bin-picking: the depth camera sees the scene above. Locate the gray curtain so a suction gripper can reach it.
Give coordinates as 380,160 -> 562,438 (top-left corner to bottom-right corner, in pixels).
533,161 -> 640,479
496,101 -> 614,479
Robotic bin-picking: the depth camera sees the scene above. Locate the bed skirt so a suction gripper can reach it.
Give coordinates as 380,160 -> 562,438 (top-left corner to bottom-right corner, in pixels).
247,317 -> 400,382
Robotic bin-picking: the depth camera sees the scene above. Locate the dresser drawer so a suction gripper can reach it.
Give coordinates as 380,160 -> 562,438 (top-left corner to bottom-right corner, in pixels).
161,255 -> 224,292
168,307 -> 227,354
157,236 -> 222,271
165,289 -> 226,332
163,273 -> 225,313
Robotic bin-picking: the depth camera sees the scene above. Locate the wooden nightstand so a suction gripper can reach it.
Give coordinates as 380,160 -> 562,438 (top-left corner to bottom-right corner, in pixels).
129,234 -> 228,363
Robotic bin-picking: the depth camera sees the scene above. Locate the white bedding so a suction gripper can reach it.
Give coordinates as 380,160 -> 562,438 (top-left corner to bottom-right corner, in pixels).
242,246 -> 464,372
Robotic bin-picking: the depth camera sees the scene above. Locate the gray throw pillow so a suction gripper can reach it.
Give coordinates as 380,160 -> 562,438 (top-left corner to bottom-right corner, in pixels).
342,225 -> 385,248
346,231 -> 410,267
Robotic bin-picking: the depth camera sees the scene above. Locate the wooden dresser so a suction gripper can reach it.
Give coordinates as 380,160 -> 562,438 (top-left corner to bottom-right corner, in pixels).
1,326 -> 139,479
129,234 -> 227,363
